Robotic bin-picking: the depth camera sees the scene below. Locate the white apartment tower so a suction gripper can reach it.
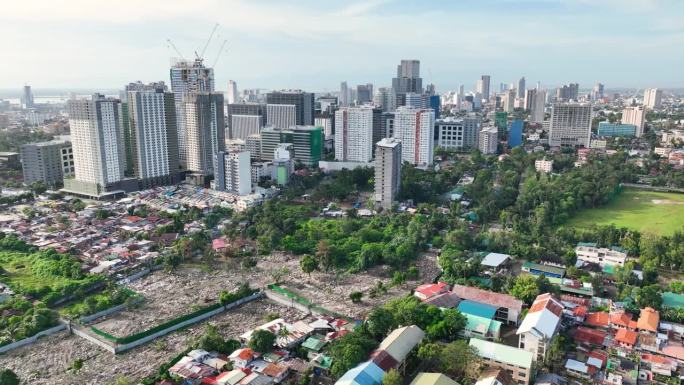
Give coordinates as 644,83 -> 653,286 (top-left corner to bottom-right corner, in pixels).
170,58 -> 215,168
393,107 -> 435,167
622,105 -> 646,137
227,80 -> 238,104
548,103 -> 592,147
184,93 -> 225,178
643,88 -> 663,109
127,84 -> 180,188
373,87 -> 396,112
374,138 -> 402,209
503,89 -> 516,112
66,94 -> 126,193
477,75 -> 491,101
216,150 -> 251,195
334,107 -> 374,163
526,89 -> 547,124
478,126 -> 498,155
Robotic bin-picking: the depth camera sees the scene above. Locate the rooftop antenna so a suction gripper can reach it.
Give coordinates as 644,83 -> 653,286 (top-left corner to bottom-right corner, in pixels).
199,23 -> 220,60
213,40 -> 228,68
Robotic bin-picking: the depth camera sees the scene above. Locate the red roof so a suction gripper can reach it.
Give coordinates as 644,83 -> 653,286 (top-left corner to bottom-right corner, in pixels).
573,306 -> 588,317
212,238 -> 228,250
414,282 -> 449,299
615,329 -> 638,346
609,311 -> 634,328
451,284 -> 523,312
585,312 -> 610,328
588,350 -> 608,368
230,348 -> 254,361
637,307 -> 660,333
574,326 -> 607,346
369,350 -> 399,371
529,293 -> 564,317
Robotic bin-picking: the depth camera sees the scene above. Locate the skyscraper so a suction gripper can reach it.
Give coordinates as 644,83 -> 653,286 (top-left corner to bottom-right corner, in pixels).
392,60 -> 423,107
592,82 -> 605,101
20,138 -> 73,187
65,94 -> 129,196
503,89 -> 516,112
215,150 -> 251,195
373,87 -> 396,112
227,103 -> 265,139
266,104 -> 297,129
374,138 -> 402,209
555,83 -> 579,102
393,107 -> 435,167
517,77 -> 526,99
340,81 -> 349,107
477,75 -> 491,101
356,84 -> 373,104
227,80 -> 238,104
266,90 -> 315,126
260,126 -> 323,167
127,83 -> 180,188
622,105 -> 646,137
548,103 -> 592,147
184,92 -> 225,180
643,88 -> 663,109
21,85 -> 34,109
334,106 -> 376,163
526,89 -> 547,124
170,58 -> 215,168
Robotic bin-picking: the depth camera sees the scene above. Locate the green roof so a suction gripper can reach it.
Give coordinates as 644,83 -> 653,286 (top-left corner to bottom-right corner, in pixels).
469,338 -> 533,369
464,314 -> 501,337
663,292 -> 684,310
302,335 -> 327,351
522,261 -> 566,276
577,242 -> 597,247
458,300 -> 497,319
561,285 -> 593,296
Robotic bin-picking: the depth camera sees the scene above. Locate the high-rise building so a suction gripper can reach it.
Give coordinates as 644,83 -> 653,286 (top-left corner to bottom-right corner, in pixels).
435,117 -> 481,151
170,59 -> 214,168
508,120 -> 524,148
246,134 -> 263,160
184,93 -> 225,179
20,138 -> 73,187
429,95 -> 441,119
260,126 -> 323,167
494,112 -> 508,139
373,87 -> 396,112
356,84 -> 373,104
127,83 -> 180,188
622,105 -> 646,137
555,83 -> 579,102
477,75 -> 491,101
548,103 -> 592,147
374,138 -> 402,209
266,104 -> 297,129
517,77 -> 526,99
393,107 -> 435,167
592,82 -> 605,101
503,89 -> 516,113
643,88 -> 663,109
266,90 -> 315,126
392,60 -> 423,107
215,150 -> 251,195
227,103 -> 265,139
381,112 -> 395,138
526,89 -> 547,124
334,106 -> 376,163
340,81 -> 349,107
478,126 -> 498,155
65,94 -> 129,196
315,113 -> 334,139
405,92 -> 426,108
21,85 -> 34,109
227,80 -> 238,104
597,122 -> 637,137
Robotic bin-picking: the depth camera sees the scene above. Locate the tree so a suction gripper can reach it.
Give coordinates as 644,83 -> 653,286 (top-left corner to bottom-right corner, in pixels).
349,291 -> 363,304
316,240 -> 333,271
0,369 -> 19,385
300,255 -> 319,278
509,275 -> 540,304
382,369 -> 402,385
29,181 -> 47,195
249,329 -> 276,353
328,332 -> 378,378
636,284 -> 663,310
366,307 -> 397,340
197,324 -> 241,354
438,340 -> 481,381
426,308 -> 466,342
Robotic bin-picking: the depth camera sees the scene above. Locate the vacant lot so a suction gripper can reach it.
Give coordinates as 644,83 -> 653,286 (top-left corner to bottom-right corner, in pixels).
565,189 -> 684,236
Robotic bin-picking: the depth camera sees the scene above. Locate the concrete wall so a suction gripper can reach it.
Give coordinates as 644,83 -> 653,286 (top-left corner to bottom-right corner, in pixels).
79,297 -> 144,325
0,323 -> 67,354
264,290 -> 311,314
71,325 -> 116,354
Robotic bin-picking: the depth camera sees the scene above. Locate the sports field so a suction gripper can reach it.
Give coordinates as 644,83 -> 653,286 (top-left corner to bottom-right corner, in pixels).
565,189 -> 684,236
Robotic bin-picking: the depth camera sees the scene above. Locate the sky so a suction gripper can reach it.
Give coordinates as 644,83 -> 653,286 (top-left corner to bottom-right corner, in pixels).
2,0 -> 684,93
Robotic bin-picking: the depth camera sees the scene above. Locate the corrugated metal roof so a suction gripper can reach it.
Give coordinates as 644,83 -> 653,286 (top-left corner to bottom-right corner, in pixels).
335,362 -> 385,385
469,339 -> 533,369
409,373 -> 460,385
458,300 -> 497,319
378,325 -> 425,363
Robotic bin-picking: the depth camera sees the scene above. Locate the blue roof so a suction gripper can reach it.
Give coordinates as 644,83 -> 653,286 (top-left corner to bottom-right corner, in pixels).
336,362 -> 385,385
457,300 -> 497,319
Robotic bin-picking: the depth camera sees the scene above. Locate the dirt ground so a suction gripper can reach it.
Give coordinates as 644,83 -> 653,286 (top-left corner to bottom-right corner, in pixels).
0,299 -> 297,385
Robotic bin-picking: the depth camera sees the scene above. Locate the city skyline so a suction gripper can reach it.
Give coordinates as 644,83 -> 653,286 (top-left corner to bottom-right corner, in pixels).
3,0 -> 684,91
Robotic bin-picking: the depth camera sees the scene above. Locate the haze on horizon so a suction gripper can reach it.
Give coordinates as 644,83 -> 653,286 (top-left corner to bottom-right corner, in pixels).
2,0 -> 683,92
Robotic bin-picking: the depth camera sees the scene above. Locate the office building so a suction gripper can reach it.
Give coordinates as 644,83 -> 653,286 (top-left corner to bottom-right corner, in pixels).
503,89 -> 516,113
392,60 -> 423,106
227,103 -> 265,139
315,113 -> 334,139
644,88 -> 663,109
373,87 -> 396,112
375,138 -> 402,209
548,103 -> 592,147
479,126 -> 498,155
64,94 -> 130,197
381,112 -> 395,138
405,92 -> 426,108
621,105 -> 645,137
335,106 -> 379,163
227,80 -> 238,104
184,93 -> 225,180
340,81 -> 349,107
356,84 -> 373,104
127,84 -> 180,188
266,104 -> 296,129
393,107 -> 435,166
22,85 -> 34,109
260,126 -> 323,167
592,82 -> 605,101
215,150 -> 251,195
317,96 -> 338,114
170,58 -> 214,168
20,138 -> 73,187
597,122 -> 637,137
429,95 -> 440,119
436,117 -> 481,151
266,90 -> 315,126
517,77 -> 526,99
469,339 -> 534,385
508,120 -> 523,148
526,89 -> 546,124
556,83 -> 579,102
494,111 -> 508,139
477,75 -> 491,101
246,134 -> 263,160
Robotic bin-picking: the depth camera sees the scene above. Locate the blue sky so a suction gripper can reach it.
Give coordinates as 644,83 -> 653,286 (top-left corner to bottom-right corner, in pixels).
2,0 -> 683,93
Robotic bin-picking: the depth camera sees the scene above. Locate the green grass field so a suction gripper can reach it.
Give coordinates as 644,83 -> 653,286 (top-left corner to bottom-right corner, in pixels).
565,189 -> 684,236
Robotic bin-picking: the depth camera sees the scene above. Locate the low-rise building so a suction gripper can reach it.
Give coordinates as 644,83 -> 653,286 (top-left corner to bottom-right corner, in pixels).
534,159 -> 553,173
516,294 -> 564,362
411,373 -> 461,385
575,243 -> 627,267
451,285 -> 523,325
469,339 -> 534,385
